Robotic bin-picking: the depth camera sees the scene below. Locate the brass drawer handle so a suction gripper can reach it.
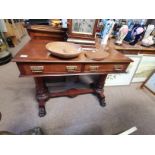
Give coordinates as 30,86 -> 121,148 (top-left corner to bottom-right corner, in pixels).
30,66 -> 44,73
66,66 -> 78,72
114,65 -> 123,71
89,66 -> 99,72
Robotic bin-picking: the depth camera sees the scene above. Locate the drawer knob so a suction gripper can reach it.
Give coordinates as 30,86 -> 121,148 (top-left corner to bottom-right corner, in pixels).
66,66 -> 78,72
30,66 -> 44,73
89,66 -> 99,72
114,65 -> 123,71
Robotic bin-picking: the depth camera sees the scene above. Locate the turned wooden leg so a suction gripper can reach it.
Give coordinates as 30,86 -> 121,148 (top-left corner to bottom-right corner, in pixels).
34,77 -> 49,117
93,74 -> 107,107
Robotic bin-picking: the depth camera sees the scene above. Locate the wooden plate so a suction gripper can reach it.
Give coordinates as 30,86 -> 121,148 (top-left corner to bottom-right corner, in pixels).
85,50 -> 109,61
46,42 -> 82,58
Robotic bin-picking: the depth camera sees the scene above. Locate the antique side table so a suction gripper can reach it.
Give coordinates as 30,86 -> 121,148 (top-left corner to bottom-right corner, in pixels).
12,39 -> 132,117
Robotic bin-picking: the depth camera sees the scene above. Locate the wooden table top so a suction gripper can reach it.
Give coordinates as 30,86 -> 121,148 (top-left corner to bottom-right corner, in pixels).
13,39 -> 132,64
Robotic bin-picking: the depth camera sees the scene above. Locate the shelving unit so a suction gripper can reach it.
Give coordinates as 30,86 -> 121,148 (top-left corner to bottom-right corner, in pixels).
0,19 -> 27,47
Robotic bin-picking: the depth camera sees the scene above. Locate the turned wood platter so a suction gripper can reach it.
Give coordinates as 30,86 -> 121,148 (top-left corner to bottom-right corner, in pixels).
85,50 -> 109,61
46,42 -> 82,58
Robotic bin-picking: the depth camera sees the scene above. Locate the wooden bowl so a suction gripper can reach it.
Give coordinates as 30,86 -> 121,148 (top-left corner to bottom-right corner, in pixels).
46,42 -> 82,58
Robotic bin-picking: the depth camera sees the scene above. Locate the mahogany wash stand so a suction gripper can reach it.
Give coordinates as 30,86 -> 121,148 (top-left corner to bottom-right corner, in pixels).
12,26 -> 132,117
12,39 -> 132,117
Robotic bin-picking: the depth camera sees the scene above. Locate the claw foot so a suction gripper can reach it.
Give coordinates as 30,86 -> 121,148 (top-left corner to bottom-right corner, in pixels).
99,98 -> 106,107
39,106 -> 46,117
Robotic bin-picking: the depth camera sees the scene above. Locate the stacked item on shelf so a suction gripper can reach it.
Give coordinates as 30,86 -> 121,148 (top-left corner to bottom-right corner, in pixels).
102,19 -> 155,48
113,19 -> 155,47
1,19 -> 27,47
141,24 -> 155,47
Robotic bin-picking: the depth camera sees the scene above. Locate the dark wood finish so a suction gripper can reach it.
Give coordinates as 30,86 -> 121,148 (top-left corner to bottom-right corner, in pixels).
49,88 -> 94,98
67,19 -> 99,40
93,74 -> 107,106
27,25 -> 67,41
12,39 -> 132,117
17,62 -> 129,77
13,40 -> 131,63
17,63 -> 82,75
34,77 -> 49,117
34,75 -> 107,117
84,63 -> 128,73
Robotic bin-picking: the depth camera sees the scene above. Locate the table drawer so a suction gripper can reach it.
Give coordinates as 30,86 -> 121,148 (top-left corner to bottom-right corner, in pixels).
18,63 -> 82,75
84,63 -> 128,73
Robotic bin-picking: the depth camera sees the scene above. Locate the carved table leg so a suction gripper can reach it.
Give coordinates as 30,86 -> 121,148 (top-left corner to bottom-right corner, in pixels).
34,77 -> 49,117
93,74 -> 107,107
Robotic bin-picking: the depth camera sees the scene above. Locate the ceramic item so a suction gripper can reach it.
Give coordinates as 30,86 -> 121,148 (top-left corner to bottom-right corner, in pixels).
141,36 -> 155,47
124,19 -> 135,42
100,20 -> 115,45
129,25 -> 145,45
115,25 -> 128,45
141,24 -> 155,47
124,22 -> 137,42
143,24 -> 155,39
61,19 -> 67,28
46,42 -> 82,59
151,29 -> 155,36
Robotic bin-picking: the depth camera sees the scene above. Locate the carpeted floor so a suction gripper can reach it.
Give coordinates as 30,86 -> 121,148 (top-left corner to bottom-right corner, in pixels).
0,35 -> 155,135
